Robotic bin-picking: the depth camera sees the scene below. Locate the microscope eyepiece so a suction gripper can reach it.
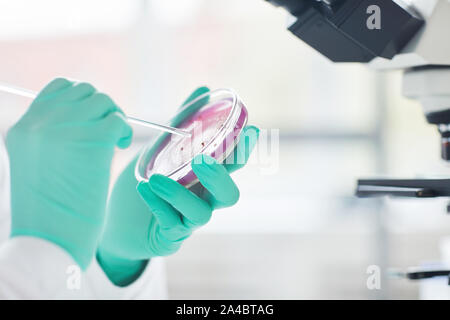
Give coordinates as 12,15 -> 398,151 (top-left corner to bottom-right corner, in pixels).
265,0 -> 309,15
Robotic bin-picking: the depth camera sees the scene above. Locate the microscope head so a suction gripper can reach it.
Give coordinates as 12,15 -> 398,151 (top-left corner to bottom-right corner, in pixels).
267,0 -> 450,161
266,0 -> 424,62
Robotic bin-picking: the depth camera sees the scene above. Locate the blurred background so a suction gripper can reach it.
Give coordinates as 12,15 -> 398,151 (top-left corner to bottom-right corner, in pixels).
1,0 -> 449,299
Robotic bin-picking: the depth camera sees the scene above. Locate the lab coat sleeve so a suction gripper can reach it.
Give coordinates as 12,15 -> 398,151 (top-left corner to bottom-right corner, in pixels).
0,236 -> 89,299
0,236 -> 168,299
0,137 -> 168,299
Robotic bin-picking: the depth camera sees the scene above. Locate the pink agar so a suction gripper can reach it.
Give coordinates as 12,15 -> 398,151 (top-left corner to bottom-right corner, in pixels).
145,98 -> 248,186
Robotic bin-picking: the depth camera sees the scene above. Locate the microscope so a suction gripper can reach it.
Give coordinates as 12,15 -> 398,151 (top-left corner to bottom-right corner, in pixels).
265,0 -> 450,287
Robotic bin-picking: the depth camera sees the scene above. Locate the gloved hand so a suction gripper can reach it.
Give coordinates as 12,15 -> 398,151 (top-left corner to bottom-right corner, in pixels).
97,87 -> 259,286
6,78 -> 132,270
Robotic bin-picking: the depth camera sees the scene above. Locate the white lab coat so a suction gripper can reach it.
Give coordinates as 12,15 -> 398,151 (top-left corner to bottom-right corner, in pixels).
0,137 -> 168,299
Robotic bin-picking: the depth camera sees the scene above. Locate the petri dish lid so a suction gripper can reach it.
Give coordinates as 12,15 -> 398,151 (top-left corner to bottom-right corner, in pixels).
135,88 -> 248,188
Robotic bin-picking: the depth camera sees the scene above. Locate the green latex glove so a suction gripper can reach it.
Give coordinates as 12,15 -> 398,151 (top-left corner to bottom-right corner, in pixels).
6,78 -> 132,270
97,87 -> 259,286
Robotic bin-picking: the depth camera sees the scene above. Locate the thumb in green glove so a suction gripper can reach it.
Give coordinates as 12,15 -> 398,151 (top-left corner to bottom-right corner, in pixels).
137,127 -> 258,251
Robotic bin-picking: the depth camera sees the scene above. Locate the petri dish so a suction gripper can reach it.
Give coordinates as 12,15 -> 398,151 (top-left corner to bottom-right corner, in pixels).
135,88 -> 248,188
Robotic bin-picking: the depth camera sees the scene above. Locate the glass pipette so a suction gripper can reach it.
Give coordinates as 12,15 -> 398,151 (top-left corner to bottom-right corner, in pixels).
0,82 -> 191,137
